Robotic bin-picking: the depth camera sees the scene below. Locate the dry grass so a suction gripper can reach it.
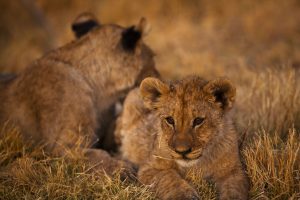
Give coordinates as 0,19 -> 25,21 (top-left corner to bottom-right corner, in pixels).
0,0 -> 300,199
0,125 -> 155,200
243,129 -> 300,199
235,67 -> 300,136
1,125 -> 299,199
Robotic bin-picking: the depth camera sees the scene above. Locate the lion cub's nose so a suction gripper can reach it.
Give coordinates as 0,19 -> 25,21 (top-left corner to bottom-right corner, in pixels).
174,145 -> 192,156
172,137 -> 193,156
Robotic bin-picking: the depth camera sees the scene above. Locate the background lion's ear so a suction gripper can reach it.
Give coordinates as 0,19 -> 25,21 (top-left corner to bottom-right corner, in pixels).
140,77 -> 168,109
203,78 -> 236,111
71,13 -> 100,38
135,17 -> 151,36
121,17 -> 151,51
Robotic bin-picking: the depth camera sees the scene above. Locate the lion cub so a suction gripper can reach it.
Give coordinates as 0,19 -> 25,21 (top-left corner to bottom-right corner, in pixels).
0,13 -> 158,178
116,76 -> 249,200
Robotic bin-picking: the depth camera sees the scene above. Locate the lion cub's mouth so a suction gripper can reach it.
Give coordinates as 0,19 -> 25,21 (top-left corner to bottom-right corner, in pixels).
182,153 -> 202,160
171,150 -> 202,161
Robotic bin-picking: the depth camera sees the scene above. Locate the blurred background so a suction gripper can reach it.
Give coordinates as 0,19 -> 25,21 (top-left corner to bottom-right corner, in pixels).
1,0 -> 299,75
0,0 -> 300,133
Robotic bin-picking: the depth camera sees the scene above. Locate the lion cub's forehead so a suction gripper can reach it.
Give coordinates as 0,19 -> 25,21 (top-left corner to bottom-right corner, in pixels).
163,77 -> 210,115
170,77 -> 208,99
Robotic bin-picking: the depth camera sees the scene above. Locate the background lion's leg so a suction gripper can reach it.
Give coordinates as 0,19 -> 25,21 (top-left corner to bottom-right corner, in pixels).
34,97 -> 136,181
83,148 -> 137,181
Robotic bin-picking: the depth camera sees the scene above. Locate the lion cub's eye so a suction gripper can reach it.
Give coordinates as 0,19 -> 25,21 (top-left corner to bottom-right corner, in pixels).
165,116 -> 175,126
193,117 -> 205,127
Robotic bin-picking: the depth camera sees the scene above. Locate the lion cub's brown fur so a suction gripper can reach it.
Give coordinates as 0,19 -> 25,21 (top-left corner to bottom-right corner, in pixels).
116,76 -> 249,199
0,13 -> 158,178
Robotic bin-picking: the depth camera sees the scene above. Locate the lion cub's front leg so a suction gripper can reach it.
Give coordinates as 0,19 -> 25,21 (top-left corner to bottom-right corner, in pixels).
139,165 -> 199,200
214,165 -> 249,200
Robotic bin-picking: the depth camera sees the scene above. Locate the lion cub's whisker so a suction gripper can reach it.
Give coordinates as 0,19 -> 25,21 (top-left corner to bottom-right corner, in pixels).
152,154 -> 174,161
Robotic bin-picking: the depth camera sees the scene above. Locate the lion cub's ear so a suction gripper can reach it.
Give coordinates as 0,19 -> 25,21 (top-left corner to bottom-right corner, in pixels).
121,17 -> 151,51
140,77 -> 169,109
203,78 -> 236,111
71,12 -> 100,38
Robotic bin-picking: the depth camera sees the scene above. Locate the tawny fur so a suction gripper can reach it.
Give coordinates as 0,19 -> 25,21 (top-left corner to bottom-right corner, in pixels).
0,13 -> 158,178
116,76 -> 249,199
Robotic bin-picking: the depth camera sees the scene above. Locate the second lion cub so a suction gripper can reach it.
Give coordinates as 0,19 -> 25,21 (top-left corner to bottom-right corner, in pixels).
116,76 -> 249,200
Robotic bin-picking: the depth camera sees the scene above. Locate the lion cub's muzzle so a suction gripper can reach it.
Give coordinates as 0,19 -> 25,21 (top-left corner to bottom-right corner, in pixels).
170,138 -> 202,160
173,149 -> 202,160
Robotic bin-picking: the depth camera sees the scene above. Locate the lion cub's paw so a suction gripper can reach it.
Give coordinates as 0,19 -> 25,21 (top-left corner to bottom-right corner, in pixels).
164,186 -> 200,200
175,189 -> 200,200
116,160 -> 138,182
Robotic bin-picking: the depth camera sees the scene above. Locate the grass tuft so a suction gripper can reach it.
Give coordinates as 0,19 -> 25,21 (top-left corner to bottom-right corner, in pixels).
0,125 -> 155,200
1,124 -> 299,199
243,128 -> 300,199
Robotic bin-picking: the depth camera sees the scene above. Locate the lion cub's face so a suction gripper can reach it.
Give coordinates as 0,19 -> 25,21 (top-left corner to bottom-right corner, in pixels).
140,76 -> 236,165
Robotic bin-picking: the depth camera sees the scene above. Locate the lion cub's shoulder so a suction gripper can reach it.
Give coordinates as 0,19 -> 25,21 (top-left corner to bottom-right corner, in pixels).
115,88 -> 158,165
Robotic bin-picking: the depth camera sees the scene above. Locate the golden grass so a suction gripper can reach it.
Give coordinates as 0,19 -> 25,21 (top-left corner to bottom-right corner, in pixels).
1,124 -> 299,199
0,126 -> 155,200
235,67 -> 300,136
243,129 -> 300,199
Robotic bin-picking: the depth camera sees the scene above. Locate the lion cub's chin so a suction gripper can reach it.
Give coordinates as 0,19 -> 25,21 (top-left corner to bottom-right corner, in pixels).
175,159 -> 200,168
